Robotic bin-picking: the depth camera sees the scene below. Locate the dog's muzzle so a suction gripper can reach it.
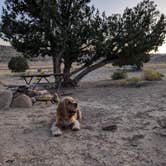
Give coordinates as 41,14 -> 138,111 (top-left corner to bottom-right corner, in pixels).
68,110 -> 77,114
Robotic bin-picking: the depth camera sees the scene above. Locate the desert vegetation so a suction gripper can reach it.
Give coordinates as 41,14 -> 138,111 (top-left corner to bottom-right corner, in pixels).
8,56 -> 29,73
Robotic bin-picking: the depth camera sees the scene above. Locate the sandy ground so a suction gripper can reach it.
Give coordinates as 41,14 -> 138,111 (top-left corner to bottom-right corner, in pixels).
0,64 -> 166,166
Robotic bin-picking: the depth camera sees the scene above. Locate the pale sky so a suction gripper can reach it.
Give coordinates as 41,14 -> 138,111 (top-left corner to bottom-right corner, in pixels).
0,0 -> 166,53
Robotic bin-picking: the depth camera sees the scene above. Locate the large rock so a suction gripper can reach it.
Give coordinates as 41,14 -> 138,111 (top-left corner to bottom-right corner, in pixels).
0,90 -> 13,110
11,94 -> 32,108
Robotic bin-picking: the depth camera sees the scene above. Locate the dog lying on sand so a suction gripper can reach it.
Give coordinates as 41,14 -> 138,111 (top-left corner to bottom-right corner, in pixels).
51,97 -> 81,136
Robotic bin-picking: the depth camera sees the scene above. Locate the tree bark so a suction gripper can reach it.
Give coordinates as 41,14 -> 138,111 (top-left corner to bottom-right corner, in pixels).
52,56 -> 61,74
63,60 -> 72,82
52,50 -> 64,75
52,55 -> 62,84
73,59 -> 113,83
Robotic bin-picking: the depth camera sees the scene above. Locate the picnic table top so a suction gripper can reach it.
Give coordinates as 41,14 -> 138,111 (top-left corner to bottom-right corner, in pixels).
18,73 -> 63,78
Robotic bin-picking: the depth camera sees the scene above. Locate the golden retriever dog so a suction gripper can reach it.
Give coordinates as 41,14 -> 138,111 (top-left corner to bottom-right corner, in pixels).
51,97 -> 81,136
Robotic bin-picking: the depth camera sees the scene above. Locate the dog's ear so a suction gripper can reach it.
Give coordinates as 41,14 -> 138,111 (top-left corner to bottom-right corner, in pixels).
57,101 -> 65,114
77,109 -> 82,121
56,101 -> 65,119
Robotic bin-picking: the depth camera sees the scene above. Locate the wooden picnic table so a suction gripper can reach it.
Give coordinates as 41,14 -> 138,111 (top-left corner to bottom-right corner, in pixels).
19,73 -> 64,92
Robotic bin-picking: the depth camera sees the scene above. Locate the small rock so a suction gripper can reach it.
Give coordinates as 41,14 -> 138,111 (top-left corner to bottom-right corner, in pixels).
131,134 -> 144,140
5,159 -> 14,164
23,128 -> 32,134
11,94 -> 32,108
102,124 -> 117,132
0,90 -> 13,110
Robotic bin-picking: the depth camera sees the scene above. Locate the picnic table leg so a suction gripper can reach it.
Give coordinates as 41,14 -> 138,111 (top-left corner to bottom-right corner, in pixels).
31,77 -> 42,90
44,77 -> 50,84
24,77 -> 33,85
36,77 -> 43,84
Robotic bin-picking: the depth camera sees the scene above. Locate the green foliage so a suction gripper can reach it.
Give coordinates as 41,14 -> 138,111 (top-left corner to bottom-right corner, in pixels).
106,0 -> 166,68
111,70 -> 128,80
8,56 -> 29,72
0,0 -> 96,61
143,70 -> 162,81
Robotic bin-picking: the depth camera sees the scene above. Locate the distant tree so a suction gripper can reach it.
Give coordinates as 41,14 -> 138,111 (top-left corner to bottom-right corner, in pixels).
1,0 -> 166,85
8,56 -> 29,72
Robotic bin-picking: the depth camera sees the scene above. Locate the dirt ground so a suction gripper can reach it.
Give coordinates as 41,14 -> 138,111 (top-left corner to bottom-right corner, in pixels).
1,64 -> 166,166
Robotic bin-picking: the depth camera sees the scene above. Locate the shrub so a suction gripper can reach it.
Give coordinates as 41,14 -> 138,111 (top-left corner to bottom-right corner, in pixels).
127,77 -> 141,84
111,70 -> 128,80
119,79 -> 129,86
120,76 -> 141,86
8,56 -> 29,73
143,70 -> 162,81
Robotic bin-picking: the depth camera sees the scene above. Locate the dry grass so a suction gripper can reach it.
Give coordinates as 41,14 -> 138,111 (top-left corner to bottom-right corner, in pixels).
144,63 -> 166,70
119,76 -> 142,86
143,69 -> 162,81
1,61 -> 166,77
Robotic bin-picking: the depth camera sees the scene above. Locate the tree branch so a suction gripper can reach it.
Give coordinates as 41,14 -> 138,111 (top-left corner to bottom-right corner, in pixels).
73,59 -> 113,83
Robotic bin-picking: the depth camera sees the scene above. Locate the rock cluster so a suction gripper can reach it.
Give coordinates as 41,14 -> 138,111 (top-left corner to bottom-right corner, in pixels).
0,85 -> 59,110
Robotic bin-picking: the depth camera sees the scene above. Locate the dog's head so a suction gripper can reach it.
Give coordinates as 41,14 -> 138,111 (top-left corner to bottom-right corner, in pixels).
57,97 -> 81,121
63,97 -> 78,115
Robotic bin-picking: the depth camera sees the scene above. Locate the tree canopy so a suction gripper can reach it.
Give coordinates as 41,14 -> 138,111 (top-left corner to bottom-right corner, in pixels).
1,0 -> 166,85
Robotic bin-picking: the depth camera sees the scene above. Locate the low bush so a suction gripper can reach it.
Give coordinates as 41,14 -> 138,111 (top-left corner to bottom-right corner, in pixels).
8,56 -> 29,73
120,76 -> 141,86
119,79 -> 129,86
127,77 -> 141,84
111,70 -> 128,80
143,70 -> 162,81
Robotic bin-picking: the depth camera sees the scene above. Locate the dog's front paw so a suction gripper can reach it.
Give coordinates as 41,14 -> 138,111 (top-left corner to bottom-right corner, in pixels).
72,121 -> 80,131
51,126 -> 62,137
52,129 -> 62,136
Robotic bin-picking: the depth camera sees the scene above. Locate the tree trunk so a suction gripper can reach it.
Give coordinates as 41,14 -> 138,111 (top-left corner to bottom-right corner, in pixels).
52,50 -> 64,75
63,60 -> 72,82
73,59 -> 113,83
63,60 -> 75,87
52,56 -> 61,83
52,56 -> 61,73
